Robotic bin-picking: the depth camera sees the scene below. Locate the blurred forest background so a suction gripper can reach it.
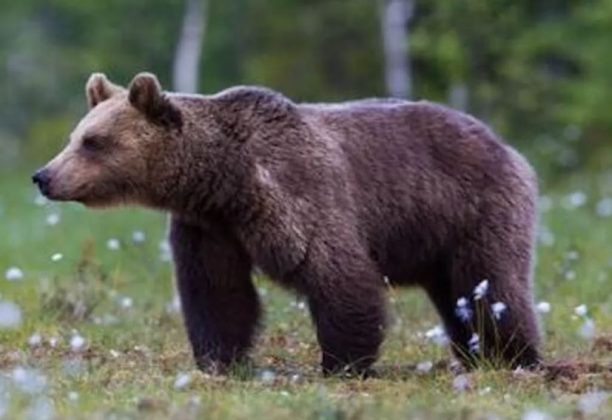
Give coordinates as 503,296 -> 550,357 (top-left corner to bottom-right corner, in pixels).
0,3 -> 611,417
1,0 -> 611,186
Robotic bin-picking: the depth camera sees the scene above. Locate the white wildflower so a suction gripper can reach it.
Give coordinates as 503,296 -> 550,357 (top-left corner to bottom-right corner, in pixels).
522,409 -> 552,420
258,369 -> 276,384
28,332 -> 43,347
132,230 -> 146,243
596,198 -> 612,217
491,301 -> 507,319
51,253 -> 63,262
479,386 -> 492,395
473,279 -> 489,300
12,367 -> 47,394
578,391 -> 609,415
468,333 -> 480,353
46,213 -> 60,226
452,374 -> 471,392
173,372 -> 192,390
455,296 -> 473,322
106,238 -> 120,251
416,360 -> 433,374
536,301 -> 551,314
69,333 -> 86,352
68,391 -> 79,402
514,366 -> 528,376
0,301 -> 22,328
424,324 -> 449,346
574,304 -> 588,317
119,296 -> 133,309
578,318 -> 595,340
563,191 -> 587,209
5,266 -> 24,281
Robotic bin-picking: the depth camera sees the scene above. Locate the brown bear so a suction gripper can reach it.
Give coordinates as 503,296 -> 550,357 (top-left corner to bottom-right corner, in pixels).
34,72 -> 541,375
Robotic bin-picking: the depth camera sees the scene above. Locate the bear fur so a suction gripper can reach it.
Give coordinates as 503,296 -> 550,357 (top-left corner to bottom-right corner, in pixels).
34,72 -> 541,374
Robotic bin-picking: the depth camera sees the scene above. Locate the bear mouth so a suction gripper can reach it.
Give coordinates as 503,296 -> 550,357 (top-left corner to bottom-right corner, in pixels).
35,184 -> 62,201
38,182 -> 90,205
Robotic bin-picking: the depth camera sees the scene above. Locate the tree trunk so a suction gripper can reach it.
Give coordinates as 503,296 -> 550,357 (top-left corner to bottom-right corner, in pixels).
380,0 -> 413,99
448,81 -> 469,111
172,0 -> 207,93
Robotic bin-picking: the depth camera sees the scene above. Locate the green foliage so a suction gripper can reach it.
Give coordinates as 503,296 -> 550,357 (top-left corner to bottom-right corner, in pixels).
23,116 -> 74,163
1,0 -> 611,181
0,0 -> 183,165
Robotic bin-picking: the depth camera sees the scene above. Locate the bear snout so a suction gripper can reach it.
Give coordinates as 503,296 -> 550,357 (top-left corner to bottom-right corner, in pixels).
32,168 -> 52,197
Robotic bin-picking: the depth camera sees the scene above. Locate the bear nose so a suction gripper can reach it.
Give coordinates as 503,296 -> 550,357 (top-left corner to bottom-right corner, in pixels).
32,168 -> 51,195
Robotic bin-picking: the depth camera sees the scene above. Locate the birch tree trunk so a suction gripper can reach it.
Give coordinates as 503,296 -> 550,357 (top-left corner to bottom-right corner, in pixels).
380,0 -> 414,99
172,0 -> 207,93
448,81 -> 469,111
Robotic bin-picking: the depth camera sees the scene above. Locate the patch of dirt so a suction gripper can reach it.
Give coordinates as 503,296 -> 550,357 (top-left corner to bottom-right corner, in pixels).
542,359 -> 612,393
371,357 -> 611,393
543,360 -> 612,381
593,335 -> 612,353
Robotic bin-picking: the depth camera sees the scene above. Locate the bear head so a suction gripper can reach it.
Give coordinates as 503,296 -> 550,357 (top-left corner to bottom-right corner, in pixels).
33,72 -> 184,208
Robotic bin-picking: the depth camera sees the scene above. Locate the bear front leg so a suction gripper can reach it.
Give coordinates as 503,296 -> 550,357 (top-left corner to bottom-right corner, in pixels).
296,245 -> 387,376
169,216 -> 261,372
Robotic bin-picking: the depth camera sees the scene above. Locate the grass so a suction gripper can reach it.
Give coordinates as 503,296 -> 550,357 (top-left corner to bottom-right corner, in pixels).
0,167 -> 610,419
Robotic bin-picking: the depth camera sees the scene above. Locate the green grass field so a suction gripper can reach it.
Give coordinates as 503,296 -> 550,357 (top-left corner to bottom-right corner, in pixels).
0,167 -> 610,419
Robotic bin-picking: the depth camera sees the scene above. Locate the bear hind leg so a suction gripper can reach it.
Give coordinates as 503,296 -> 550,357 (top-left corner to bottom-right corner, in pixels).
426,243 -> 541,369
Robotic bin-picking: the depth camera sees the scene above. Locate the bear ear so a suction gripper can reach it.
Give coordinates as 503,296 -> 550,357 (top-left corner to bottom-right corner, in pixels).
128,72 -> 182,129
86,73 -> 123,109
128,72 -> 163,114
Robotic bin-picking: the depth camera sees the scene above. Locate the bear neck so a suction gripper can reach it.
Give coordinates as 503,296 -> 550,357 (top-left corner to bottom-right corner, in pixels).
158,90 -> 296,227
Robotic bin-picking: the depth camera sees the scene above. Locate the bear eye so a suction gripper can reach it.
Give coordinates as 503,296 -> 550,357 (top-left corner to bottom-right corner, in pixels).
81,135 -> 105,152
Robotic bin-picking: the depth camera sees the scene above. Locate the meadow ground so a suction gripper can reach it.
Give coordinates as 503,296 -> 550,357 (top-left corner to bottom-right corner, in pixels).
0,167 -> 610,419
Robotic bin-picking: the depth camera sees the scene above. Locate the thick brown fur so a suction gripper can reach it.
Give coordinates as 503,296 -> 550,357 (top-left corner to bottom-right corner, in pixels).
35,72 -> 541,375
